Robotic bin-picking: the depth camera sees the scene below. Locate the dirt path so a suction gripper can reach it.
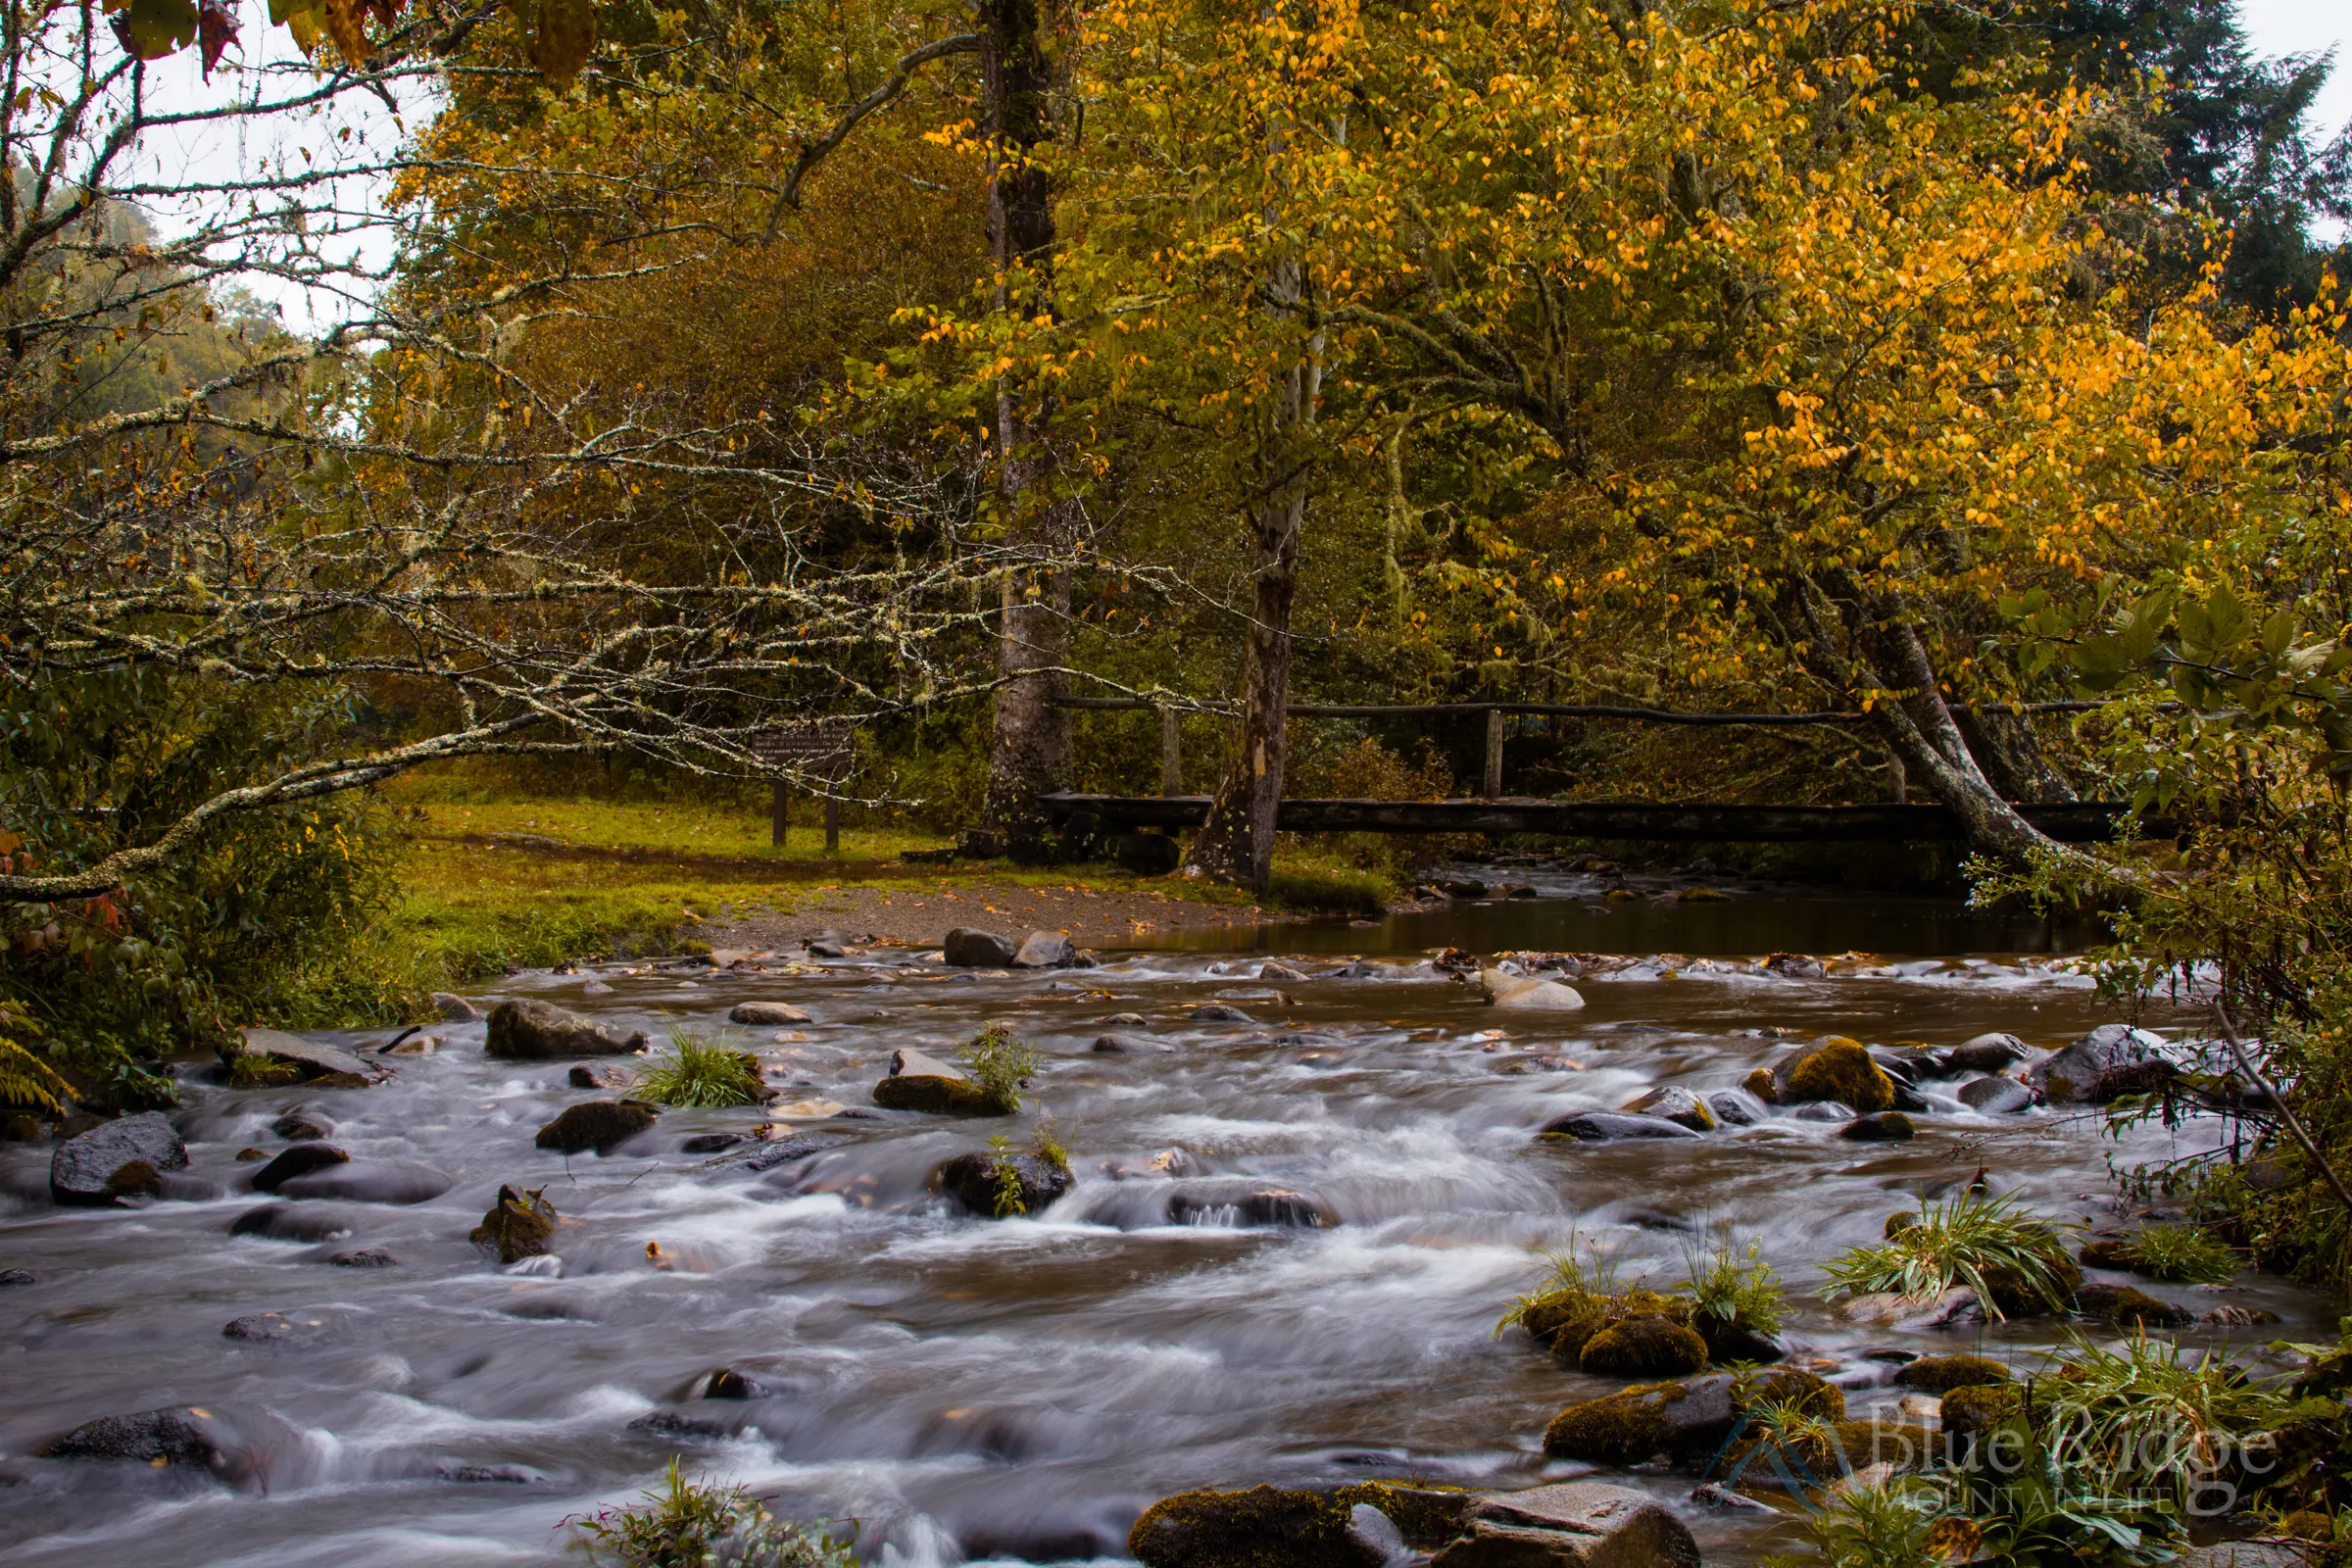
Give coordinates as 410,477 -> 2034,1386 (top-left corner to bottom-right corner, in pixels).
708,877 -> 1275,951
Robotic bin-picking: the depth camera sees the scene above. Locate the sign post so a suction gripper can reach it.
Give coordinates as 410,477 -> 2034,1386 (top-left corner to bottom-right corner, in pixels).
750,720 -> 856,855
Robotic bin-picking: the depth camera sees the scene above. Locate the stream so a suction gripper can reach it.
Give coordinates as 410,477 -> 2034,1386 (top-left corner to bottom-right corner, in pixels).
0,873 -> 2330,1567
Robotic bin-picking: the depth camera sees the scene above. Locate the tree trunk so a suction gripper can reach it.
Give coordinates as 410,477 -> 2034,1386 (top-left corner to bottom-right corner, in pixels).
1191,257 -> 1323,892
977,0 -> 1073,857
1952,705 -> 2078,803
1864,620 -> 2062,862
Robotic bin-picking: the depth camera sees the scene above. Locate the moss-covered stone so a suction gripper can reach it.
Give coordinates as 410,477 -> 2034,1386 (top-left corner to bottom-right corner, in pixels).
1976,1252 -> 2083,1317
1884,1210 -> 1919,1240
1776,1038 -> 1896,1112
1740,1067 -> 1779,1103
2078,1237 -> 2138,1270
1835,1420 -> 1941,1471
1543,1368 -> 1841,1467
469,1183 -> 556,1263
1580,1317 -> 1710,1378
1329,1482 -> 1469,1547
1127,1485 -> 1375,1568
1894,1354 -> 2012,1394
1517,1288 -> 1692,1367
2075,1282 -> 2194,1327
1939,1384 -> 2023,1445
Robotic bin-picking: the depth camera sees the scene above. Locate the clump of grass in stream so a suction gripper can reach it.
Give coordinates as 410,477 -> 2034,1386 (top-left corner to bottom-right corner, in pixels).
1495,1227 -> 1629,1336
2035,1331 -> 2293,1511
1680,1233 -> 1785,1340
566,1457 -> 857,1568
2124,1222 -> 2238,1284
985,1134 -> 1028,1217
1823,1188 -> 2078,1319
961,1025 -> 1040,1114
635,1030 -> 761,1108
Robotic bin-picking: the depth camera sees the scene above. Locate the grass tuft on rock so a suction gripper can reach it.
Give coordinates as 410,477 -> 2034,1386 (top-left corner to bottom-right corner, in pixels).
566,1456 -> 856,1568
2123,1222 -> 2238,1284
1824,1188 -> 2079,1319
960,1025 -> 1042,1114
635,1030 -> 761,1108
1680,1233 -> 1785,1340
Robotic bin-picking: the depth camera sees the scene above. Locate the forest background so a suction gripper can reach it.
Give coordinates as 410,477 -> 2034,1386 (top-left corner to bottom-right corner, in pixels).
4,0 -> 2352,1294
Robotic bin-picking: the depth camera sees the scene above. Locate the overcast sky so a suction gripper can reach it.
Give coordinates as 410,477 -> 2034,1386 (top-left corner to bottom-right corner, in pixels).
2241,0 -> 2352,139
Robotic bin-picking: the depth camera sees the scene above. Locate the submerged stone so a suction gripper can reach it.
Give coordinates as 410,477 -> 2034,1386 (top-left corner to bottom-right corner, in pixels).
249,1143 -> 350,1194
534,1101 -> 659,1155
485,999 -> 646,1059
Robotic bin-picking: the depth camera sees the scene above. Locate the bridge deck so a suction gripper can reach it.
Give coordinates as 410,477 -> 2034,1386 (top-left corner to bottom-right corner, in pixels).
1040,794 -> 2138,844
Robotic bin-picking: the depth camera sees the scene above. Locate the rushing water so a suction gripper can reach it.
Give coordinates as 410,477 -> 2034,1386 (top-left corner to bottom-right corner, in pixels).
0,879 -> 2328,1568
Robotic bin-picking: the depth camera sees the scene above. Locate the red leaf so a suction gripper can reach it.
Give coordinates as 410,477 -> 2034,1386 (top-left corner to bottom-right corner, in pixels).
198,0 -> 240,77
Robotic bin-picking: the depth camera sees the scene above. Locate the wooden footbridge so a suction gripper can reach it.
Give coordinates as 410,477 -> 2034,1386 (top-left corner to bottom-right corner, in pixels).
1041,695 -> 2133,845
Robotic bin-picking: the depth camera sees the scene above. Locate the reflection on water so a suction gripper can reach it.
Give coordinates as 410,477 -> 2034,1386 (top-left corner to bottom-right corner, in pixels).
0,891 -> 2307,1568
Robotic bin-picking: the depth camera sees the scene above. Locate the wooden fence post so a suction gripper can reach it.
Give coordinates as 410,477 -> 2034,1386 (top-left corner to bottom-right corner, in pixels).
1483,708 -> 1505,798
824,793 -> 841,856
1160,706 -> 1182,797
771,781 -> 788,848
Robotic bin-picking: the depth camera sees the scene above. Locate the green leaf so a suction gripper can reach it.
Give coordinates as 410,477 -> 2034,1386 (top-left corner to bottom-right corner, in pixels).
117,0 -> 198,57
2203,583 -> 2250,649
2260,605 -> 2299,656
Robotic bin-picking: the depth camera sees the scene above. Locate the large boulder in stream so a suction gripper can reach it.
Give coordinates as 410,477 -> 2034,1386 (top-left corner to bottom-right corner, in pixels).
1620,1087 -> 1715,1132
1483,969 -> 1585,1010
50,1112 -> 187,1206
1770,1038 -> 1895,1112
470,1184 -> 558,1263
1010,930 -> 1080,969
1539,1111 -> 1699,1144
234,1028 -> 387,1087
2025,1023 -> 2173,1104
939,1149 -> 1075,1217
1166,1185 -> 1335,1228
484,999 -> 646,1059
41,1404 -> 289,1487
535,1100 -> 659,1154
1432,1483 -> 1702,1568
1129,1481 -> 1471,1568
943,928 -> 1019,967
872,1048 -> 1004,1115
1544,1369 -> 1842,1466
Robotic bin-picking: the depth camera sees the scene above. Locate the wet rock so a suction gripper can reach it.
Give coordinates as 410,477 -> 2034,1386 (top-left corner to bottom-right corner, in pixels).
2078,1236 -> 2139,1270
1740,1067 -> 1778,1102
944,927 -> 1019,967
1094,1032 -> 1173,1054
939,1150 -> 1075,1217
2025,1023 -> 2170,1105
1939,1384 -> 2023,1446
1168,1186 -> 1334,1228
276,1161 -> 454,1204
2201,1304 -> 2280,1327
872,1047 -> 1003,1115
1483,969 -> 1586,1010
1540,1111 -> 1700,1143
728,1002 -> 811,1026
1129,1484 -> 1391,1568
1579,1317 -> 1710,1378
236,1147 -> 270,1161
249,1143 -> 350,1193
1440,879 -> 1490,900
50,1111 -> 188,1206
1688,1483 -> 1772,1512
1012,930 -> 1080,968
43,1406 -> 239,1476
1789,1102 -> 1853,1123
806,939 -> 848,959
1894,1354 -> 2009,1393
1763,953 -> 1827,979
222,1312 -> 326,1344
470,1184 -> 557,1263
1259,961 -> 1311,982
1190,1004 -> 1253,1022
1102,1012 -> 1149,1027
2075,1282 -> 2193,1327
738,1132 -> 849,1172
229,1202 -> 357,1243
1432,1483 -> 1702,1568
234,1028 -> 389,1087
628,1408 -> 742,1439
1839,1112 -> 1916,1142
1620,1087 -> 1715,1132
1959,1076 -> 2034,1113
1774,1038 -> 1896,1112
535,1101 -> 659,1155
100,1159 -> 164,1200
1946,1032 -> 2031,1074
680,1133 -> 745,1154
432,992 -> 483,1021
1693,1319 -> 1785,1364
2175,1546 -> 2316,1568
271,1109 -> 330,1141
485,999 -> 647,1059
1544,1368 -> 1841,1466
702,1368 -> 765,1399
0,1267 -> 34,1286
327,1247 -> 399,1268
1705,1092 -> 1761,1128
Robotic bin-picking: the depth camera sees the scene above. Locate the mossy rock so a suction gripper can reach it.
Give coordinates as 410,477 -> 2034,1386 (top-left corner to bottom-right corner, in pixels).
1518,1288 -> 1691,1366
469,1183 -> 556,1264
1724,1419 -> 1939,1483
1835,1420 -> 1941,1471
1894,1354 -> 2012,1394
1579,1317 -> 1709,1378
1884,1211 -> 1919,1240
1127,1484 -> 1379,1568
1982,1254 -> 2082,1317
2075,1282 -> 2193,1327
1939,1384 -> 2024,1445
1329,1482 -> 1469,1547
1543,1368 -> 1841,1467
1740,1067 -> 1779,1103
2078,1237 -> 2139,1270
1776,1038 -> 1895,1113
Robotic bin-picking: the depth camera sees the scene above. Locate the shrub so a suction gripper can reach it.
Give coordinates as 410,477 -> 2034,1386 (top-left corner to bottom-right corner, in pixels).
1824,1189 -> 2079,1319
2124,1223 -> 2237,1284
566,1457 -> 857,1568
960,1025 -> 1041,1114
1679,1233 -> 1785,1339
1495,1228 -> 1630,1337
636,1031 -> 762,1108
